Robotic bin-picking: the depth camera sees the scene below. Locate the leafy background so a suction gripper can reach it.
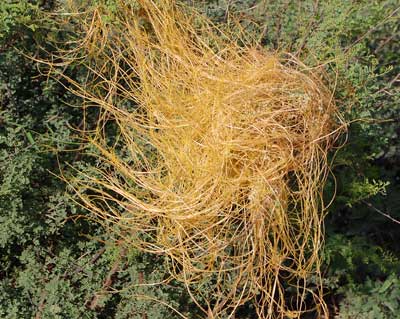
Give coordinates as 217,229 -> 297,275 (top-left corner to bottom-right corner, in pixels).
0,0 -> 399,318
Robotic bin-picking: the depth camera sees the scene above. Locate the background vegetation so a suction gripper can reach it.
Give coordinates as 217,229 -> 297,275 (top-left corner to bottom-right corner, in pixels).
0,0 -> 399,318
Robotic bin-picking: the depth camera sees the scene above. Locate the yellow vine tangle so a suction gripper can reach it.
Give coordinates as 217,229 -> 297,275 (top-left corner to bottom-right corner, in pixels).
48,0 -> 345,317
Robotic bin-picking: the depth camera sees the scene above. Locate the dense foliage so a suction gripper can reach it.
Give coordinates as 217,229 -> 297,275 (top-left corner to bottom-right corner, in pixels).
0,0 -> 399,318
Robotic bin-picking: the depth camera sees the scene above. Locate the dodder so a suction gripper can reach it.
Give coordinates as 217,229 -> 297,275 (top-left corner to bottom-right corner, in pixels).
52,1 -> 344,317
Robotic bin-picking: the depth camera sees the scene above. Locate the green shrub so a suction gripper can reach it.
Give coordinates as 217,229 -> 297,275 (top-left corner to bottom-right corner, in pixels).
337,274 -> 400,319
0,0 -> 399,318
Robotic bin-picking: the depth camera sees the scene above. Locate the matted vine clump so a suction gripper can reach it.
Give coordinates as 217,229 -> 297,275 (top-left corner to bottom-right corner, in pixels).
50,0 -> 344,317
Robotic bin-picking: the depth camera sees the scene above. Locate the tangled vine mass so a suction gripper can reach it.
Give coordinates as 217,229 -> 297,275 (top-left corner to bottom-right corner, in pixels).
46,1 -> 345,317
